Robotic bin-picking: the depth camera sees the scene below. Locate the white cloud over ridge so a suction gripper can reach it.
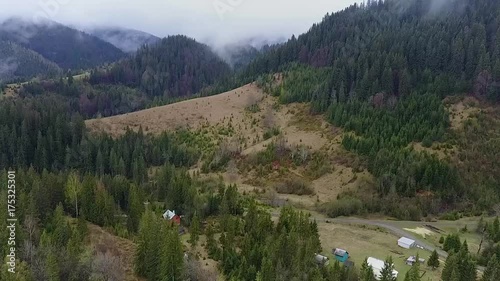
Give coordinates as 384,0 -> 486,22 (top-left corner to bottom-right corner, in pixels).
0,0 -> 355,45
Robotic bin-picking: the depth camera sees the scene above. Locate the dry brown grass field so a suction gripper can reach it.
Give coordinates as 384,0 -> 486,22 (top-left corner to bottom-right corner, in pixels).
87,82 -> 375,208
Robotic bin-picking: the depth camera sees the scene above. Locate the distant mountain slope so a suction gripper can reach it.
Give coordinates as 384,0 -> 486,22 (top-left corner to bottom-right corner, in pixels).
89,27 -> 161,53
216,43 -> 260,71
0,40 -> 61,83
234,0 -> 500,221
89,35 -> 232,98
243,0 -> 500,102
0,18 -> 125,70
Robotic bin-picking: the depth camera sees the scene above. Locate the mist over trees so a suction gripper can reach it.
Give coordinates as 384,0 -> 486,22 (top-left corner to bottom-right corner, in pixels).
0,41 -> 61,83
244,0 -> 500,102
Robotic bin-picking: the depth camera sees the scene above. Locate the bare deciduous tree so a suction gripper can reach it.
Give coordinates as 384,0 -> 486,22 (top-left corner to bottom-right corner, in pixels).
21,240 -> 36,265
474,70 -> 493,97
228,137 -> 241,154
23,215 -> 39,243
299,145 -> 310,163
370,92 -> 386,108
185,258 -> 219,281
275,135 -> 288,158
263,107 -> 276,129
246,94 -> 258,107
227,159 -> 238,184
65,172 -> 82,218
91,252 -> 125,281
265,189 -> 286,207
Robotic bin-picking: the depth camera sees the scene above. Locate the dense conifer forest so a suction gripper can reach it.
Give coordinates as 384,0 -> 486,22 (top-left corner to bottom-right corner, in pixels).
249,0 -> 500,220
244,0 -> 500,103
88,35 -> 233,99
0,18 -> 125,71
0,41 -> 61,83
12,35 -> 235,119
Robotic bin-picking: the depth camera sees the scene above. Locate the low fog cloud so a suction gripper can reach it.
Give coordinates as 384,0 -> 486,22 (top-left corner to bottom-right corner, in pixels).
0,0 -> 355,46
389,0 -> 459,16
0,57 -> 18,79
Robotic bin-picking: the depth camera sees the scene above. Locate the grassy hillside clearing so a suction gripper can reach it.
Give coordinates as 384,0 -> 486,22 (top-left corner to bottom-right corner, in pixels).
87,82 -> 374,210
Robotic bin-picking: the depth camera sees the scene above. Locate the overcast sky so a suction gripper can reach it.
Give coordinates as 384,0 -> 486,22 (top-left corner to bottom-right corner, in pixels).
0,0 -> 356,46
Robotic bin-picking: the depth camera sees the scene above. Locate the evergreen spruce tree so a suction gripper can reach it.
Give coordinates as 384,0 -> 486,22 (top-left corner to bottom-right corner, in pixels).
1,259 -> 33,281
96,148 -> 104,176
127,184 -> 144,233
360,258 -> 376,281
490,217 -> 500,242
399,69 -> 411,96
118,157 -> 126,177
160,225 -> 184,280
189,212 -> 201,249
51,204 -> 71,248
45,250 -> 60,281
427,250 -> 440,269
482,255 -> 500,281
441,254 -> 458,281
205,223 -> 218,259
449,267 -> 461,281
135,209 -> 160,280
260,256 -> 275,281
380,256 -> 396,281
456,246 -> 477,281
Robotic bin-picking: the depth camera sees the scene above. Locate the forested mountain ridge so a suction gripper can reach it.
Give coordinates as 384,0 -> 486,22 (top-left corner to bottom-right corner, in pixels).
243,0 -> 500,102
88,35 -> 232,99
0,18 -> 125,71
215,43 -> 260,71
88,27 -> 161,53
0,40 -> 61,83
11,35 -> 234,119
241,0 -> 500,220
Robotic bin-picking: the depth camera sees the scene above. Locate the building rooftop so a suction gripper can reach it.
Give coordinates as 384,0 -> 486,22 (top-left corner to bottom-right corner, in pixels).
367,257 -> 386,270
163,210 -> 176,220
407,256 -> 426,263
398,237 -> 416,245
333,248 -> 348,256
367,257 -> 399,279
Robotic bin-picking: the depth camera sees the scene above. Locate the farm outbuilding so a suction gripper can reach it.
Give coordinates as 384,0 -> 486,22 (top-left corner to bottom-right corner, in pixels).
406,256 -> 425,266
398,237 -> 416,249
332,248 -> 349,263
314,254 -> 330,266
367,257 -> 398,280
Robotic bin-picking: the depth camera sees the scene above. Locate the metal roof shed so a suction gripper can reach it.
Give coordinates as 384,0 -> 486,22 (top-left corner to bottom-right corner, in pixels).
398,237 -> 416,249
